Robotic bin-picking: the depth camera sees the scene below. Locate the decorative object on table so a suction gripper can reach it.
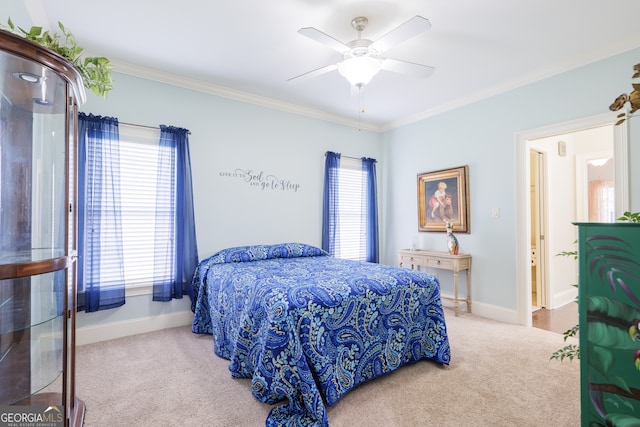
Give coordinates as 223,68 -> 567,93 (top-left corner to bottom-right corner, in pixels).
446,221 -> 459,255
609,63 -> 640,125
417,165 -> 470,233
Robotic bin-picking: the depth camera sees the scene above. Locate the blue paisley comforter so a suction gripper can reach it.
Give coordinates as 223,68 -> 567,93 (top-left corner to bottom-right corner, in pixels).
190,243 -> 450,427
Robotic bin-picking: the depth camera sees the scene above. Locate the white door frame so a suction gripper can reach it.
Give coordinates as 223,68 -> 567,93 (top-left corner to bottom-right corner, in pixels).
515,112 -> 628,326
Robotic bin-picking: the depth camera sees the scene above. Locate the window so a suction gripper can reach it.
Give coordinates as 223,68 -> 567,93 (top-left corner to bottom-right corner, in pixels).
117,125 -> 174,288
589,180 -> 615,222
322,152 -> 378,263
82,123 -> 175,292
78,114 -> 197,312
587,157 -> 615,222
335,158 -> 367,261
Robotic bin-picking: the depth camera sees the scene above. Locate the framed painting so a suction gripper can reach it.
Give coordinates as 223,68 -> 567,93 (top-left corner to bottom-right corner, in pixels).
418,165 -> 470,233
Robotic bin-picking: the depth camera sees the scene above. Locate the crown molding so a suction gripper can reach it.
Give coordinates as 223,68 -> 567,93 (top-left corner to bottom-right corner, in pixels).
381,36 -> 640,131
98,33 -> 640,135
110,59 -> 383,133
25,1 -> 381,131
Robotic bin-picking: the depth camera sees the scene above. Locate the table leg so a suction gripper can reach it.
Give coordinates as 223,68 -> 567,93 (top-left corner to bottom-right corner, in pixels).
453,270 -> 459,316
466,269 -> 472,314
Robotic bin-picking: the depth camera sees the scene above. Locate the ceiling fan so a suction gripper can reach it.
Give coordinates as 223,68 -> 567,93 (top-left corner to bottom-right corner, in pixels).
288,15 -> 435,88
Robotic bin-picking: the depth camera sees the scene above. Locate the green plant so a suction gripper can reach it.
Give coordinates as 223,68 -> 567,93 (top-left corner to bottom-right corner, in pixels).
618,211 -> 640,223
2,18 -> 113,98
550,323 -> 579,362
551,213 -> 640,362
550,243 -> 580,362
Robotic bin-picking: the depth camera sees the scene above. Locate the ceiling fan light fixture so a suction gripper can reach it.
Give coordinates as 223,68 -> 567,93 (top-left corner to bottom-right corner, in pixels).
338,55 -> 381,86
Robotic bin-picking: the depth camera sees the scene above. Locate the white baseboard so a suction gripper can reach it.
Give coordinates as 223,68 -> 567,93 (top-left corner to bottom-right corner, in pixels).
441,298 -> 519,324
77,300 -> 518,346
77,310 -> 194,346
550,287 -> 578,310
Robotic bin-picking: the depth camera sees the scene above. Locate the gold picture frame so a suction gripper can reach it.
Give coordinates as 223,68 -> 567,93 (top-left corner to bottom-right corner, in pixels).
418,165 -> 470,233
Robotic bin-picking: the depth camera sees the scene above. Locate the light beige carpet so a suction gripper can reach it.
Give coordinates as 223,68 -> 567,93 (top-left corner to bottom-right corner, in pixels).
76,308 -> 579,426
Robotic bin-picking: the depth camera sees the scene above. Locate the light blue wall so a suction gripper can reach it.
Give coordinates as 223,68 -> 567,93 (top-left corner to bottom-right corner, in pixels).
79,72 -> 382,329
83,73 -> 381,259
382,48 -> 640,315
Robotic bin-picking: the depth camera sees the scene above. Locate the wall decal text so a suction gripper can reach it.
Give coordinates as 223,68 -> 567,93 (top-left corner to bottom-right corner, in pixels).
220,168 -> 300,192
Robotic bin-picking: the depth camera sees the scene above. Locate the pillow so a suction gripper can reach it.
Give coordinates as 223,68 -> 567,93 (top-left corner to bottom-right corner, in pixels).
207,243 -> 328,265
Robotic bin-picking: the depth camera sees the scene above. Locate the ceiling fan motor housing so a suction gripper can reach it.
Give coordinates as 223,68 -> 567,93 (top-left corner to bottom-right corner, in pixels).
351,16 -> 369,32
344,40 -> 378,59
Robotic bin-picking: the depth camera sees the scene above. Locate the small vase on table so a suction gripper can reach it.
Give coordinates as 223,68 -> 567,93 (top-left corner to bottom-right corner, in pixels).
446,221 -> 459,255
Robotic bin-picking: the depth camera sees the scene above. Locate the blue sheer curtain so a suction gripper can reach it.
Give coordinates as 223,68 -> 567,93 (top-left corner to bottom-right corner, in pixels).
153,125 -> 199,301
77,113 -> 125,312
322,151 -> 341,256
362,157 -> 379,263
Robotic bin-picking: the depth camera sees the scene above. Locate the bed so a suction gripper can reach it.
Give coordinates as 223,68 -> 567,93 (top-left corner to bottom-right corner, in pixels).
190,243 -> 450,426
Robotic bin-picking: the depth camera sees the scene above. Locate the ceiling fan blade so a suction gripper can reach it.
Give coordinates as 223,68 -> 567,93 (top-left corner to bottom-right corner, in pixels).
381,58 -> 435,78
371,16 -> 431,53
287,63 -> 338,83
298,27 -> 349,52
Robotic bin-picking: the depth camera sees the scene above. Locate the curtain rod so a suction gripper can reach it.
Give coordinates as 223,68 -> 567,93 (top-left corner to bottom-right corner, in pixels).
324,152 -> 360,160
119,121 -> 192,135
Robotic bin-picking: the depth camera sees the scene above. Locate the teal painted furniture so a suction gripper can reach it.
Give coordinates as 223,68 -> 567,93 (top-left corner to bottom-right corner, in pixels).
576,222 -> 640,426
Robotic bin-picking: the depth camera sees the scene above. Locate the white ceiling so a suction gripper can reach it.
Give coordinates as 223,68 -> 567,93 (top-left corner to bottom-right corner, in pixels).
18,0 -> 640,131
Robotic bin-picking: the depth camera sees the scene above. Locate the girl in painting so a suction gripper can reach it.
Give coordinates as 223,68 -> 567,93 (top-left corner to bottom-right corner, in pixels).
429,181 -> 454,221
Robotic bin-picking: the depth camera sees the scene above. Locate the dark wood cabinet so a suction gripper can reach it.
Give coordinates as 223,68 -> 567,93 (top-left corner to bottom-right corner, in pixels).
0,29 -> 86,426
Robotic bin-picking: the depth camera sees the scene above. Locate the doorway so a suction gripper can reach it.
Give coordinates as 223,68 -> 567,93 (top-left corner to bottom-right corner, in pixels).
515,112 -> 629,326
530,149 -> 548,309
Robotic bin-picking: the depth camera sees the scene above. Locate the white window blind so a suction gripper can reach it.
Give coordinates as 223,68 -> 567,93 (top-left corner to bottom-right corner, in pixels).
336,157 -> 367,261
105,124 -> 174,288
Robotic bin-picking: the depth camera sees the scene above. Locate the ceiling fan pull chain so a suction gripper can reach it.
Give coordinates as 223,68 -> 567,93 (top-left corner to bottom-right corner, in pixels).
358,84 -> 365,131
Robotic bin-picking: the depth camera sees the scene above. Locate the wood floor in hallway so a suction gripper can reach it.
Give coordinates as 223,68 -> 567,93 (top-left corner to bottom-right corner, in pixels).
532,302 -> 578,335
